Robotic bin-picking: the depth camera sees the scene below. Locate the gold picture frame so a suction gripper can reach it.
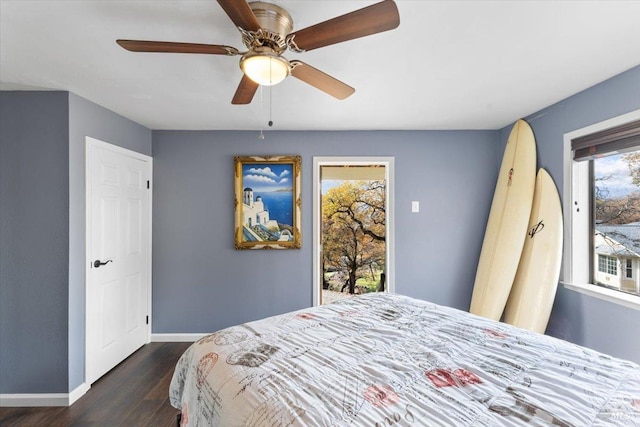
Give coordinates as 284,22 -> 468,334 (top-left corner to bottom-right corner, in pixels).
234,155 -> 301,250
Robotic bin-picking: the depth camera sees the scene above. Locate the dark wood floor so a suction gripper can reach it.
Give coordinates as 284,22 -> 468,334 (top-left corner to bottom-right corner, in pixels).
0,342 -> 191,427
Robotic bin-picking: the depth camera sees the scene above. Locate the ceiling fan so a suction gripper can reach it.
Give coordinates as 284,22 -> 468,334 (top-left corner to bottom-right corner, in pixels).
116,0 -> 400,104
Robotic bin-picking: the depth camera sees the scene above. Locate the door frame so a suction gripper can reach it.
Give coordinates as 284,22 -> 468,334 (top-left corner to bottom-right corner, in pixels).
84,136 -> 153,384
312,156 -> 395,306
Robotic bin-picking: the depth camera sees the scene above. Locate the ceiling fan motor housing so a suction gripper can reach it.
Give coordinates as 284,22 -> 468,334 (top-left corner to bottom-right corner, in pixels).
246,2 -> 293,52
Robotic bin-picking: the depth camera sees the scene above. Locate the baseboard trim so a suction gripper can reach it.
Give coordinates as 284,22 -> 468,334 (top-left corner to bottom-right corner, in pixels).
0,383 -> 89,407
69,382 -> 90,405
151,333 -> 207,342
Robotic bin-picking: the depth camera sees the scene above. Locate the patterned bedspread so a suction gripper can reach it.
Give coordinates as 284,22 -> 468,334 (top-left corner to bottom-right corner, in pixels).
169,293 -> 640,426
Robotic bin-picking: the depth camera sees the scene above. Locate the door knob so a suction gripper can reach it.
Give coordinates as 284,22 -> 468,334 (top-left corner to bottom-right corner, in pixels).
94,259 -> 113,268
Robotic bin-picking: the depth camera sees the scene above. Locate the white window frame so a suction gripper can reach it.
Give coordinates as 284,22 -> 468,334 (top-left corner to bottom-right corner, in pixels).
562,109 -> 640,311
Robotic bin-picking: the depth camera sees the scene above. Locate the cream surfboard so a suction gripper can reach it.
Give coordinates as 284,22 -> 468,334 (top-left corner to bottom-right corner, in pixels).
504,168 -> 563,333
470,119 -> 536,320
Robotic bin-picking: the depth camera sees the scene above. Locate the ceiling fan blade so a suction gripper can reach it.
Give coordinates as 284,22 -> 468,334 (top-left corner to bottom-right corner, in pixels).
117,40 -> 239,55
287,0 -> 399,52
216,0 -> 261,32
232,75 -> 259,104
290,61 -> 355,100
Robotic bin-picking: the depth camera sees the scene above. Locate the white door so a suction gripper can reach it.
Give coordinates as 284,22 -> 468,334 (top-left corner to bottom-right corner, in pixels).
86,137 -> 152,384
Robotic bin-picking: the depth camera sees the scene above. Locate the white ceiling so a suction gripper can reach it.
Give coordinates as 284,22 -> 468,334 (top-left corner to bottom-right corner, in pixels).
1,1 -> 639,131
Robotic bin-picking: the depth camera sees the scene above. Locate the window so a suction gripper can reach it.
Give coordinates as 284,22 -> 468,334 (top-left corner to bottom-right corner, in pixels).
598,255 -> 617,276
592,148 -> 640,293
563,109 -> 640,311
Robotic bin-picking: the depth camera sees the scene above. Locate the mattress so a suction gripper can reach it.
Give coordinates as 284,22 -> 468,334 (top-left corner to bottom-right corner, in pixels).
169,293 -> 640,426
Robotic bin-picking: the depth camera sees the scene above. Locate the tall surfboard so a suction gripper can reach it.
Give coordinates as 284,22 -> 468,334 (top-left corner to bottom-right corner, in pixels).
504,168 -> 563,333
470,119 -> 536,320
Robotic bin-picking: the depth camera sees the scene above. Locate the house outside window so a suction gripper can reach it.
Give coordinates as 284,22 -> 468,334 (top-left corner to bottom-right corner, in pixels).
563,110 -> 640,310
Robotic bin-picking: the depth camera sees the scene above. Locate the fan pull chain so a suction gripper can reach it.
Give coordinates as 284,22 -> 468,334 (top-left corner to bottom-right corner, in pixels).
258,85 -> 265,140
268,60 -> 274,128
268,84 -> 273,128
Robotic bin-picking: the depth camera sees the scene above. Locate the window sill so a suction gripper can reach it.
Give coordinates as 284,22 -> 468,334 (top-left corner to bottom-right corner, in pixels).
562,282 -> 640,311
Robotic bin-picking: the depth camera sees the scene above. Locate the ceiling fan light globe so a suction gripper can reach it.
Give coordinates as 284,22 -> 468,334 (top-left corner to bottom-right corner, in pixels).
240,54 -> 290,86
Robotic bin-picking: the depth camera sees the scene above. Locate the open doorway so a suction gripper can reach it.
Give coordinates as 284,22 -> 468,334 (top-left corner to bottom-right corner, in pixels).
313,157 -> 394,306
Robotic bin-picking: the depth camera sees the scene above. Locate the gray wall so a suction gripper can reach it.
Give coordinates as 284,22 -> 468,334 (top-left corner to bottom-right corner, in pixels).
151,130 -> 499,334
67,93 -> 152,390
500,64 -> 640,363
0,91 -> 151,394
0,92 -> 70,393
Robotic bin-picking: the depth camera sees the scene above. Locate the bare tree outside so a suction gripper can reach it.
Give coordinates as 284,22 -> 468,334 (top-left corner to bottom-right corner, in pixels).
595,153 -> 640,224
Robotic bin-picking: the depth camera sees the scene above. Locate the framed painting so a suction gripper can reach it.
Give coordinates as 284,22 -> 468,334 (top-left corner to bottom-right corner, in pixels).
234,155 -> 301,250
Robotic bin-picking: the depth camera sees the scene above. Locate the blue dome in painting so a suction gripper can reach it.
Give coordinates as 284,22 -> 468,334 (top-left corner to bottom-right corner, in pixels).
243,187 -> 253,192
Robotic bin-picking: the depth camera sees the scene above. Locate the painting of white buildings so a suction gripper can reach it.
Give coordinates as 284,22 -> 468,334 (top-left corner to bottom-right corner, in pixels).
241,187 -> 291,242
240,163 -> 294,243
234,156 -> 301,249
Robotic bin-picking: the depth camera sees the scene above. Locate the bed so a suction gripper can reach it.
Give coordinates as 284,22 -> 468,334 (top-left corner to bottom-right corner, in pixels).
169,293 -> 640,426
